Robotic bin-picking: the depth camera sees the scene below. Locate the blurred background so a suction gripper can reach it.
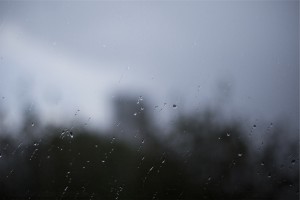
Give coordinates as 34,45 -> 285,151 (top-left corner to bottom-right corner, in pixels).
0,1 -> 299,199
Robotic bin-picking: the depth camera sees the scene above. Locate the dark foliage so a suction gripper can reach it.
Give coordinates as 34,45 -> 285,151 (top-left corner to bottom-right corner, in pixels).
0,96 -> 298,199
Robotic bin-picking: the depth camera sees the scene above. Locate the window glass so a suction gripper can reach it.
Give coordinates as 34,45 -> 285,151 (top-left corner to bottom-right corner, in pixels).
0,1 -> 298,199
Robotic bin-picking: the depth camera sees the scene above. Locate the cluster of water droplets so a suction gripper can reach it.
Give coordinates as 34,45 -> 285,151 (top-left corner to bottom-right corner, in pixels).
133,96 -> 145,116
60,129 -> 74,139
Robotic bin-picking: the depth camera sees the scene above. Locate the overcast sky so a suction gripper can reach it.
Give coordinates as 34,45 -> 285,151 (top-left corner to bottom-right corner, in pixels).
0,1 -> 298,134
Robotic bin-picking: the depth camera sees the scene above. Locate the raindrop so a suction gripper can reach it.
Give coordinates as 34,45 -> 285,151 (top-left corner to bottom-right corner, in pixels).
208,176 -> 211,181
226,133 -> 230,137
133,112 -> 137,116
69,131 -> 73,138
261,162 -> 265,166
253,124 -> 257,128
137,96 -> 143,104
267,173 -> 272,178
29,149 -> 38,161
31,123 -> 35,127
61,130 -> 65,135
172,104 -> 177,109
161,160 -> 165,164
291,159 -> 296,165
149,166 -> 154,172
238,153 -> 243,157
141,139 -> 145,144
95,145 -> 98,148
0,153 -> 2,158
101,160 -> 105,163
140,107 -> 144,111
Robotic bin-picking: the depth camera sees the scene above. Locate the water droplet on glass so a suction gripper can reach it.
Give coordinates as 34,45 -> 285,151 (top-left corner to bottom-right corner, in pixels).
101,160 -> 105,163
31,123 -> 35,127
133,112 -> 137,116
291,159 -> 296,165
141,139 -> 145,144
253,124 -> 257,128
69,131 -> 73,138
208,176 -> 211,181
226,133 -> 230,137
172,104 -> 177,109
238,153 -> 243,157
267,173 -> 271,178
261,162 -> 265,166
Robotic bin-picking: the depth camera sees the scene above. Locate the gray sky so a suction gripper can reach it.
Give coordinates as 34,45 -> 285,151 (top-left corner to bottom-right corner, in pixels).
0,1 -> 298,134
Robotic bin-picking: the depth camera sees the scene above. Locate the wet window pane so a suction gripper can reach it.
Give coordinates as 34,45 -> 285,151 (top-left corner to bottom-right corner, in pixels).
0,1 -> 299,199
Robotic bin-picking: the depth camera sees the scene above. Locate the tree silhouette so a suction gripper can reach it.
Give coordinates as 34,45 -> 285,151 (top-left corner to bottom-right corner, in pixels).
0,96 -> 298,199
